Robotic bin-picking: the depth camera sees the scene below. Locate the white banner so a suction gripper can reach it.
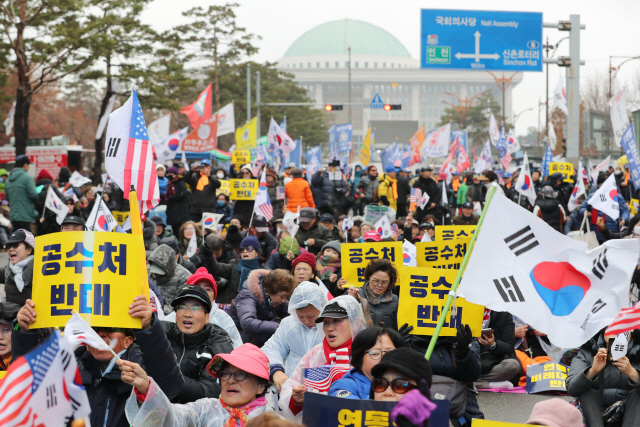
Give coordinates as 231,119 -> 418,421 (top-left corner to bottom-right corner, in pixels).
147,114 -> 171,143
609,91 -> 630,147
421,123 -> 451,158
553,76 -> 568,116
216,103 -> 236,136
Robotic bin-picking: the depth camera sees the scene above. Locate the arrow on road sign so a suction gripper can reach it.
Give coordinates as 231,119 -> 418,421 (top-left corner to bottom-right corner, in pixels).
455,31 -> 500,62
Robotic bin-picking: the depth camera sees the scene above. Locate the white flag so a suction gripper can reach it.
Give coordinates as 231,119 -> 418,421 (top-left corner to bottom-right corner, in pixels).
421,231 -> 432,242
216,103 -> 236,136
283,207 -> 300,239
475,140 -> 493,174
202,212 -> 224,232
553,76 -> 568,116
441,181 -> 448,206
149,289 -> 166,320
147,114 -> 171,143
374,215 -> 392,239
341,217 -> 354,233
86,194 -> 118,232
4,99 -> 15,136
611,333 -> 629,361
69,171 -> 92,188
568,162 -> 586,212
402,240 -> 417,267
489,113 -> 500,146
64,311 -> 112,351
182,151 -> 189,172
44,186 -> 68,225
506,128 -> 521,155
547,122 -> 557,150
459,192 -> 640,348
588,173 -> 620,220
95,94 -> 116,140
421,123 -> 451,158
419,192 -> 430,210
609,91 -> 630,147
268,117 -> 296,156
187,233 -> 198,257
591,155 -> 610,182
154,127 -> 188,162
514,152 -> 537,206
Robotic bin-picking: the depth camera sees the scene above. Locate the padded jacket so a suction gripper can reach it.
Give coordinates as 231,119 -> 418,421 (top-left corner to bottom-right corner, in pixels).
285,177 -> 315,212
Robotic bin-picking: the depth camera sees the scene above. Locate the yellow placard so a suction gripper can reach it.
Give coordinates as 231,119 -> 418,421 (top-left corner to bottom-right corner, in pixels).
232,150 -> 251,165
341,242 -> 403,287
229,179 -> 258,200
397,266 -> 484,337
216,180 -> 230,196
31,231 -> 146,329
473,421 -> 532,427
630,198 -> 639,216
111,210 -> 130,227
235,117 -> 258,150
416,238 -> 471,270
435,225 -> 476,241
549,162 -> 575,183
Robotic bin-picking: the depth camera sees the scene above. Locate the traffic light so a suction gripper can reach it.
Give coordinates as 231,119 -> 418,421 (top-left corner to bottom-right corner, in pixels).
383,104 -> 402,111
324,104 -> 343,111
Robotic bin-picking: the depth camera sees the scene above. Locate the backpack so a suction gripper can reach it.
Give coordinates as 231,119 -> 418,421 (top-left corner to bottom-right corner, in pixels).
430,375 -> 468,418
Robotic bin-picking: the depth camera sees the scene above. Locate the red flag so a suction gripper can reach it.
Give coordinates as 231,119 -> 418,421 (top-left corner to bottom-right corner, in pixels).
182,113 -> 218,152
449,136 -> 459,153
456,144 -> 471,173
181,83 -> 213,129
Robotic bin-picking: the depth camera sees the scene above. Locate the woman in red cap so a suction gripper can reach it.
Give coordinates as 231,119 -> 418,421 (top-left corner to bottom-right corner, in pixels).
120,344 -> 273,427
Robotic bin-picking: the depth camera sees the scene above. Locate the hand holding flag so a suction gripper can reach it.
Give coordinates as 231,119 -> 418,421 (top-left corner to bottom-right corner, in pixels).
254,167 -> 274,220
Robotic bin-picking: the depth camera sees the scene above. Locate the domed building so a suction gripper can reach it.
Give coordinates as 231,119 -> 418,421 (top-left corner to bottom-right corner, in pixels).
277,19 -> 522,155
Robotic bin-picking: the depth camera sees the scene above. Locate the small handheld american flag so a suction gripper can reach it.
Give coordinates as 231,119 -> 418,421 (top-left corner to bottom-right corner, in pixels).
410,188 -> 422,203
303,365 -> 349,393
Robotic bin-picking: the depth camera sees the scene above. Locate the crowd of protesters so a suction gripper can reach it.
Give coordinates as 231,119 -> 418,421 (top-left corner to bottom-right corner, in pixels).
0,152 -> 637,427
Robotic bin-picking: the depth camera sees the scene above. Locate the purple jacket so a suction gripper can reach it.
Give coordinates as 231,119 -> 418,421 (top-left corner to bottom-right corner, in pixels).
229,269 -> 290,347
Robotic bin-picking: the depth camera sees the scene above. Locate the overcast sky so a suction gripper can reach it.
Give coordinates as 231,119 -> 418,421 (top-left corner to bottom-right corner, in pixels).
143,0 -> 640,136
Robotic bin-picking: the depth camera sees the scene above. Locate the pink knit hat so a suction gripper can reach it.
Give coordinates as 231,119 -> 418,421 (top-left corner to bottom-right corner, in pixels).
207,344 -> 270,380
363,231 -> 381,242
525,398 -> 583,427
186,267 -> 217,300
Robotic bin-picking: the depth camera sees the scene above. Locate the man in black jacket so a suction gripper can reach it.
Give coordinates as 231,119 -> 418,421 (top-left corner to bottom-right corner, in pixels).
473,310 -> 520,390
185,159 -> 221,222
395,169 -> 412,217
413,167 -> 442,222
163,284 -> 234,403
13,295 -> 183,427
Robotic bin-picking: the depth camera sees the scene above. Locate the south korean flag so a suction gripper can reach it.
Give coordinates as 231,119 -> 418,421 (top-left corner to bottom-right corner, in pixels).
459,192 -> 639,348
588,173 -> 620,220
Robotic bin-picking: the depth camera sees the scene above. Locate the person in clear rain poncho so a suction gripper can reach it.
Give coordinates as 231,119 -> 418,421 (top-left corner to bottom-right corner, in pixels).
261,282 -> 328,392
278,295 -> 366,421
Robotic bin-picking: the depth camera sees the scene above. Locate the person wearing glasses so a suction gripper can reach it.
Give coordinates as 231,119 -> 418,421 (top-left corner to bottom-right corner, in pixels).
329,326 -> 405,400
162,284 -> 234,403
178,220 -> 204,259
356,165 -> 380,208
121,344 -> 274,427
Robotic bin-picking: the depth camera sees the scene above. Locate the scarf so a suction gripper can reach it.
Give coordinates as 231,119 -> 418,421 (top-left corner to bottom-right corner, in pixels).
9,255 -> 33,292
236,258 -> 261,291
391,179 -> 398,200
196,174 -> 210,191
221,396 -> 268,427
316,255 -> 341,281
323,337 -> 352,366
166,176 -> 178,198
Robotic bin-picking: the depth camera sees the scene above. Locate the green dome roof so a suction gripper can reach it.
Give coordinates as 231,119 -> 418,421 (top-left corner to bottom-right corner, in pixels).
283,19 -> 411,58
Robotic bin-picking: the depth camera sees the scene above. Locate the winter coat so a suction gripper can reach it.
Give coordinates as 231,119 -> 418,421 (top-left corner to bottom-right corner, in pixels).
165,306 -> 243,348
4,258 -> 33,306
295,222 -> 333,255
579,191 -> 630,242
147,245 -> 192,313
125,378 -> 272,427
466,183 -> 484,203
452,214 -> 479,226
413,176 -> 441,221
310,171 -> 334,209
329,369 -> 371,400
285,177 -> 315,212
377,174 -> 398,211
12,315 -> 183,427
35,177 -> 62,217
356,173 -> 379,201
185,171 -> 221,215
396,175 -> 411,206
265,251 -> 292,271
158,176 -> 168,198
165,176 -> 190,227
161,321 -> 234,403
234,198 -> 256,226
533,198 -> 565,232
479,311 -> 517,375
201,254 -> 241,304
5,168 -> 39,222
215,202 -> 233,224
567,330 -> 640,408
267,183 -> 284,214
408,336 -> 482,383
229,269 -> 290,347
179,236 -> 204,257
143,218 -> 159,257
457,183 -> 469,205
358,281 -> 398,330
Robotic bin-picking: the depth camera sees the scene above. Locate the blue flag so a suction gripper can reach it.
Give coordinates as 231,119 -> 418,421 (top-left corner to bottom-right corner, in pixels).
541,143 -> 553,177
621,124 -> 640,189
381,141 -> 399,171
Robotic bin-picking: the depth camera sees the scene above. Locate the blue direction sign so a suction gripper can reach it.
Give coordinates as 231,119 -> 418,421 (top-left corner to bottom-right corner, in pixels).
421,9 -> 543,72
370,93 -> 384,109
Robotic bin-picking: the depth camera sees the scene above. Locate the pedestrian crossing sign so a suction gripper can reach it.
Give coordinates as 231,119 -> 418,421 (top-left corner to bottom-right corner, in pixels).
370,93 -> 384,109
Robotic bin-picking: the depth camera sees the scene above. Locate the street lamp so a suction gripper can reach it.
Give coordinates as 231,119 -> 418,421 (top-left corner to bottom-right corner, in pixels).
609,56 -> 640,99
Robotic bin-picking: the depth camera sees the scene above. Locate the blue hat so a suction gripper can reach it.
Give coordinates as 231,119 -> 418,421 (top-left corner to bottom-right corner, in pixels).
503,171 -> 512,178
201,159 -> 211,166
462,201 -> 473,209
384,166 -> 396,173
240,235 -> 260,250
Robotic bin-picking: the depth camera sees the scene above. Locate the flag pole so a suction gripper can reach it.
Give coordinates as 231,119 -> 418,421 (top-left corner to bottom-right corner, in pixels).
425,186 -> 497,360
90,193 -> 104,231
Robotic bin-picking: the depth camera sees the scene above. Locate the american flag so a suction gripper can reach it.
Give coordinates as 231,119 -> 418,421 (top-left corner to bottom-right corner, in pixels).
500,153 -> 512,170
410,188 -> 422,203
606,302 -> 640,336
303,365 -> 350,393
253,167 -> 273,220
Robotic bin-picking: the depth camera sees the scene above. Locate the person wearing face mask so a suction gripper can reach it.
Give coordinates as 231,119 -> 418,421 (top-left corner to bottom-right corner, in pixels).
329,326 -> 405,400
215,194 -> 234,223
148,244 -> 192,314
164,166 -> 190,236
185,159 -> 221,222
229,268 -> 297,347
279,295 -> 366,420
261,282 -> 327,393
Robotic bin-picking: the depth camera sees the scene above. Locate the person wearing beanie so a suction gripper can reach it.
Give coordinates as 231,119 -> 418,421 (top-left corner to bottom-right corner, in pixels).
525,398 -> 583,427
295,207 -> 333,255
164,166 -> 190,235
164,268 -> 243,349
285,167 -> 315,213
265,233 -> 300,271
224,224 -> 244,253
359,221 -> 375,240
291,252 -> 317,285
317,240 -> 342,297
